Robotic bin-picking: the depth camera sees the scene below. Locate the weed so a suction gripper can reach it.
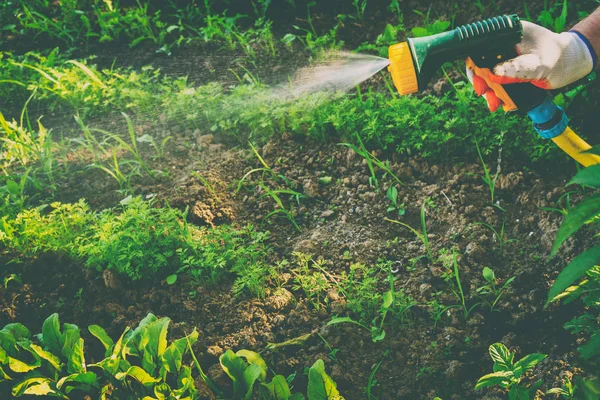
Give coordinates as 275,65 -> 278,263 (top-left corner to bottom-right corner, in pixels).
352,0 -> 368,20
385,200 -> 433,263
475,140 -> 501,206
291,252 -> 331,310
445,251 -> 478,320
471,220 -> 517,254
412,10 -> 451,37
546,377 -> 575,399
386,185 -> 406,216
475,267 -> 515,312
538,0 -> 568,33
366,349 -> 389,400
339,135 -> 402,190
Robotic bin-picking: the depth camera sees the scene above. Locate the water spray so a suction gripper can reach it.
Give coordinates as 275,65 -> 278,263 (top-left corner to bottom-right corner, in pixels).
386,14 -> 600,167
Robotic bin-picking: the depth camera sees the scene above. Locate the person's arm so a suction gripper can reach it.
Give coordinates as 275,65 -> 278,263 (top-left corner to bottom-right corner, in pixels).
572,7 -> 600,68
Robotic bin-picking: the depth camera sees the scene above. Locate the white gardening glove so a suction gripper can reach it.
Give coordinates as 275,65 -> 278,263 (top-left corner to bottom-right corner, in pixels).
466,20 -> 596,112
490,21 -> 595,90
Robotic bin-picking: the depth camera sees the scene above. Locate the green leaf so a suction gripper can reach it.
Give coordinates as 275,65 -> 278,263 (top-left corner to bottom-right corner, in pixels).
475,370 -> 514,390
307,359 -> 342,400
56,372 -> 98,390
161,329 -> 198,374
12,377 -> 55,396
382,290 -> 393,309
569,164 -> 600,189
61,326 -> 81,360
8,353 -> 41,373
2,324 -> 31,343
166,274 -> 177,285
547,246 -> 600,305
115,365 -> 159,386
489,343 -> 513,371
319,177 -> 332,185
29,344 -> 61,370
262,375 -> 292,400
237,350 -> 268,381
141,317 -> 170,358
220,350 -> 250,398
41,313 -> 62,355
243,364 -> 263,399
575,377 -> 600,399
482,267 -> 495,282
579,332 -> 600,360
552,196 -> 600,256
513,353 -> 546,376
68,338 -> 86,374
89,325 -> 114,352
508,385 -> 530,400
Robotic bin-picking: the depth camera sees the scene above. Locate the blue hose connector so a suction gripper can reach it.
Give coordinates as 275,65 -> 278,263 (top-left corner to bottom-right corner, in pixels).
526,96 -> 568,139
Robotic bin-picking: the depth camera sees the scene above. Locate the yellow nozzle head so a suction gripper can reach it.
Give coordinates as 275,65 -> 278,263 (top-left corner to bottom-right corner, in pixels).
388,42 -> 418,95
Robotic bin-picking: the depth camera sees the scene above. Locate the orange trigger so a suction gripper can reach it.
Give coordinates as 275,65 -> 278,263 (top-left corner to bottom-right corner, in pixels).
466,57 -> 517,112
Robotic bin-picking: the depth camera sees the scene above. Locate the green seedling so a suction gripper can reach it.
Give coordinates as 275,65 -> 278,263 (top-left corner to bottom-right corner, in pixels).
259,183 -> 305,232
476,343 -> 546,398
366,349 -> 389,400
540,191 -> 575,216
538,0 -> 568,33
291,253 -> 332,310
339,135 -> 402,190
385,200 -> 432,263
475,140 -> 501,207
386,185 -> 406,216
3,273 -> 22,288
546,377 -> 575,399
352,0 -> 368,20
317,333 -> 340,362
412,10 -> 451,37
471,221 -> 517,254
475,267 -> 515,312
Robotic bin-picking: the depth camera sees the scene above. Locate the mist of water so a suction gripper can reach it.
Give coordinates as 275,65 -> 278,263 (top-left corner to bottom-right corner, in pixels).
272,51 -> 390,100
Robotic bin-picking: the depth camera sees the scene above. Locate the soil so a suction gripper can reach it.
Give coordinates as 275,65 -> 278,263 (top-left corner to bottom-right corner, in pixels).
1,0 -> 598,399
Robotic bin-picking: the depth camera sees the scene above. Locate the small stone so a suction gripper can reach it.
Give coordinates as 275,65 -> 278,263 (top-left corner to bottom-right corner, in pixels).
321,210 -> 335,218
207,345 -> 223,357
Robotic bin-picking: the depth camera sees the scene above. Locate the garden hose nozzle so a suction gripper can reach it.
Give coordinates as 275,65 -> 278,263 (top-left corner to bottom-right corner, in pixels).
387,14 -> 600,167
388,15 -> 523,97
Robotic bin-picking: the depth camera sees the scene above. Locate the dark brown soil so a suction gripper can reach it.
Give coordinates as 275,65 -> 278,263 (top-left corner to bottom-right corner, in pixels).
0,133 -> 591,398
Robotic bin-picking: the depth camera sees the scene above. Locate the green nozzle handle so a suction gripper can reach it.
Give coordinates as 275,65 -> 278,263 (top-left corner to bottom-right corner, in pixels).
409,15 -> 523,89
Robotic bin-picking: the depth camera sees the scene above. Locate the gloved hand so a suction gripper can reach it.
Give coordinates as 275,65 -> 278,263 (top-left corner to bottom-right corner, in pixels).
467,20 -> 596,112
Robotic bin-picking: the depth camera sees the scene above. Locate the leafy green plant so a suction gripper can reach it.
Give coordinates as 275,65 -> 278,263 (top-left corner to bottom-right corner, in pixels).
0,313 -> 343,399
328,261 -> 414,342
0,197 -> 272,295
385,200 -> 433,263
475,343 -> 546,399
291,252 -> 332,311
